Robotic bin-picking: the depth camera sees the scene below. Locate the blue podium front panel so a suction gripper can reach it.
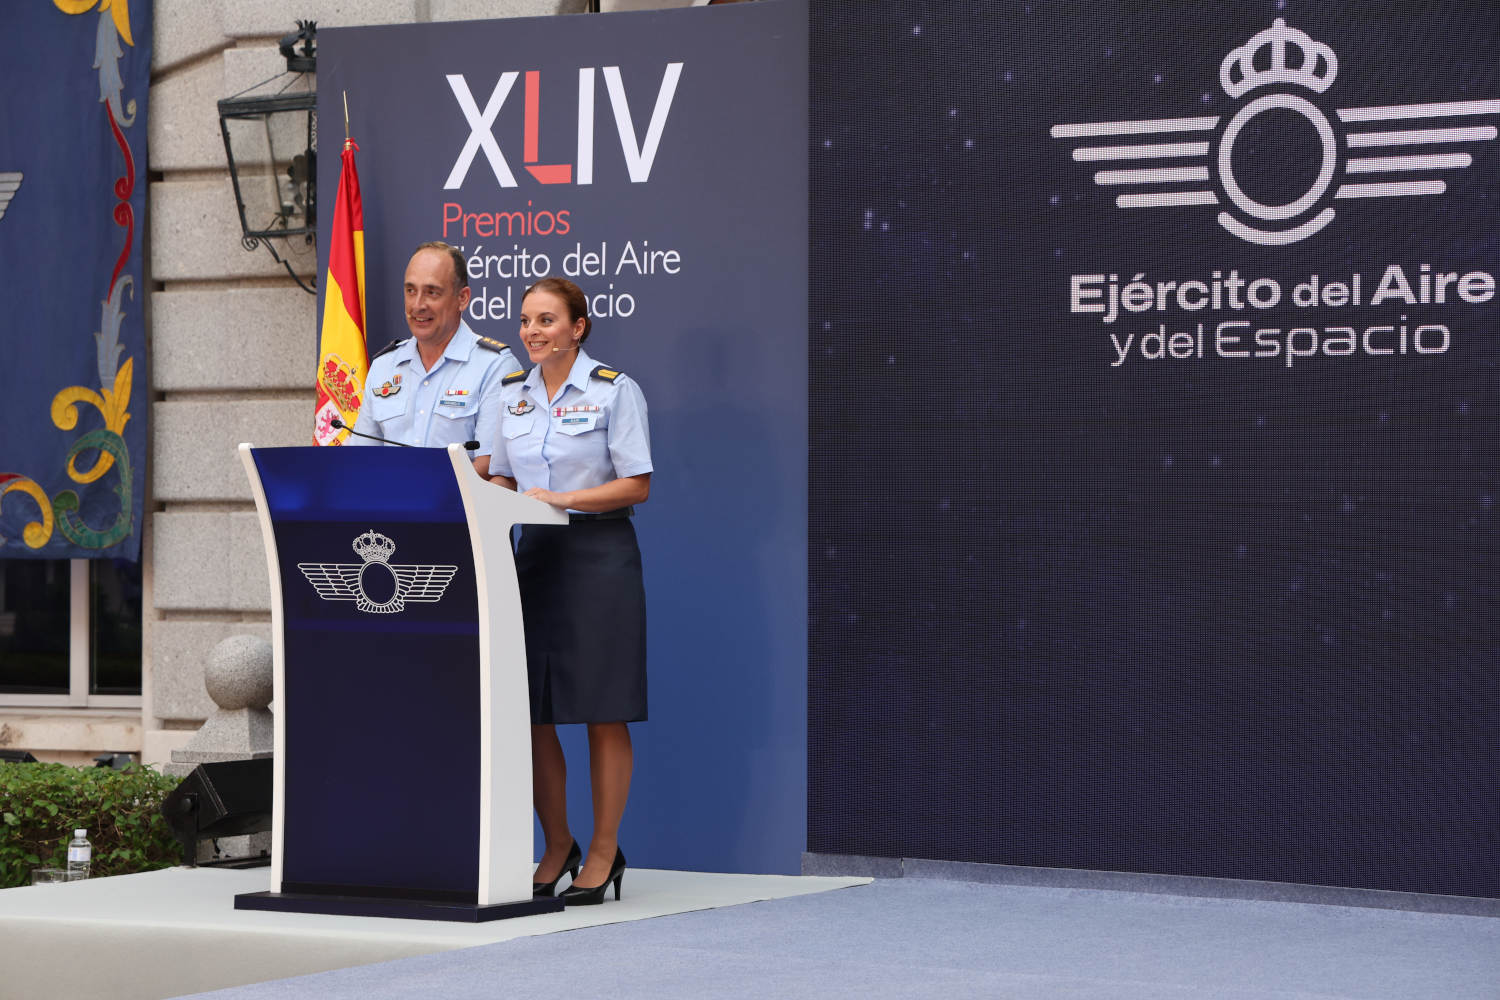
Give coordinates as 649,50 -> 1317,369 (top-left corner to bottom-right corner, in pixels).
253,447 -> 482,898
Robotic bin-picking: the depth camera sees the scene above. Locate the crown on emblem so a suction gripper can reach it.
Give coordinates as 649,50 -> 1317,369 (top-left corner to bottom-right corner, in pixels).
1220,18 -> 1337,99
352,530 -> 396,563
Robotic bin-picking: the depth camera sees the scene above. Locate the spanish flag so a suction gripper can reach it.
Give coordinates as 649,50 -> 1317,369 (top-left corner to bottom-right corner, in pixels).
313,139 -> 368,445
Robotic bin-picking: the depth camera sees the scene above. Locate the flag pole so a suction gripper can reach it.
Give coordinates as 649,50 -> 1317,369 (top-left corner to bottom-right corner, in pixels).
314,104 -> 367,445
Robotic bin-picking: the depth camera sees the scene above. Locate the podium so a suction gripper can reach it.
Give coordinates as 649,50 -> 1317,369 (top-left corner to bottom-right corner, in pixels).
233,444 -> 567,921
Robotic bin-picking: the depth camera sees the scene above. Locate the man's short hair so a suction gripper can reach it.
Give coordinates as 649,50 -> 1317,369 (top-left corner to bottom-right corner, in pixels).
412,241 -> 468,292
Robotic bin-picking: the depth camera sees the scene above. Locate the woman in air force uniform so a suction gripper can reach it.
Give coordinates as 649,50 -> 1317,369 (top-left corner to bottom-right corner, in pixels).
487,277 -> 651,906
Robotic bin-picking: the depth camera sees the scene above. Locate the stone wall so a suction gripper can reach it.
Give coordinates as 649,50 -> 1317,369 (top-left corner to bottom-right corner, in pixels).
142,0 -> 589,764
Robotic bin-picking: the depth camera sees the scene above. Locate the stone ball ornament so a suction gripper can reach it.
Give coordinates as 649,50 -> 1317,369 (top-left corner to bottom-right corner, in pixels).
204,634 -> 274,711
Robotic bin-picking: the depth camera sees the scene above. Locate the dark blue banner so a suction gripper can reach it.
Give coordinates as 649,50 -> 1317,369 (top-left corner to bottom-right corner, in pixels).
319,2 -> 808,875
0,1 -> 151,561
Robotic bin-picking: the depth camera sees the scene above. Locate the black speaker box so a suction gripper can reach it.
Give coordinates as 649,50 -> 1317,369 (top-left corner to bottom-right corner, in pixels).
161,758 -> 273,864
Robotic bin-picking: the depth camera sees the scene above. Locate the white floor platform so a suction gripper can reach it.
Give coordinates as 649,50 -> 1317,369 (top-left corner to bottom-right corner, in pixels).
0,866 -> 869,1000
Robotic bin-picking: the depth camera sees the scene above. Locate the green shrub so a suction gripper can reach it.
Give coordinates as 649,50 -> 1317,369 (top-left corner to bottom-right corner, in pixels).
0,762 -> 183,888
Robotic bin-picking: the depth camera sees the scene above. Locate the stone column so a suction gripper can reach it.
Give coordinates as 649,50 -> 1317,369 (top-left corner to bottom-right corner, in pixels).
167,634 -> 273,862
166,634 -> 273,776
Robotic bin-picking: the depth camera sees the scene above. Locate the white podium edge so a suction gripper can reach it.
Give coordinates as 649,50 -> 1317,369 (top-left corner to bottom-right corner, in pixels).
447,445 -> 568,905
238,443 -> 287,893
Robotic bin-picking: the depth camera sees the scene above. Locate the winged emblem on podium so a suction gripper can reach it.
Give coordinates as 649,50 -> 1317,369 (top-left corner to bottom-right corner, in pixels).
298,530 -> 458,614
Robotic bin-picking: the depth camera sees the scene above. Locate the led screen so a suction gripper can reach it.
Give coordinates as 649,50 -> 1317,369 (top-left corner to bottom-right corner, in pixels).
809,1 -> 1500,896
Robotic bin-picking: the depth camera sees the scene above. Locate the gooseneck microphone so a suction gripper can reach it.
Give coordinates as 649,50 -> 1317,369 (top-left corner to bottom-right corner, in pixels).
330,417 -> 413,447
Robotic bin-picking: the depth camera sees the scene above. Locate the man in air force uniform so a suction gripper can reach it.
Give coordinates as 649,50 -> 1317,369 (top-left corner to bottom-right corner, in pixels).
350,241 -> 520,475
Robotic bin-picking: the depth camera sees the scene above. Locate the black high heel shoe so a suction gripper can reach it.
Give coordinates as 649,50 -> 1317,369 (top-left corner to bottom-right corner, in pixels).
532,840 -> 582,898
559,847 -> 626,905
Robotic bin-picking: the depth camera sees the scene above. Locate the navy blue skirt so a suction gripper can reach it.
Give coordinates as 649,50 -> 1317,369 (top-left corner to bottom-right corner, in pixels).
515,519 -> 647,724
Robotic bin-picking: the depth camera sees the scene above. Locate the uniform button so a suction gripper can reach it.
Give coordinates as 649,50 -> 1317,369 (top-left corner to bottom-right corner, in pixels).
419,409 -> 426,415
423,380 -> 430,386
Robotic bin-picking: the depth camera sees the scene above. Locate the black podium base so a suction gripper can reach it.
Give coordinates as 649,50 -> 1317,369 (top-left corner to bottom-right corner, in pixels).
234,890 -> 564,922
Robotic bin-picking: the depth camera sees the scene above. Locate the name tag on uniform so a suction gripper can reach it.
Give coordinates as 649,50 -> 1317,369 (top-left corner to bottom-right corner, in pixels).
438,398 -> 468,407
561,416 -> 590,425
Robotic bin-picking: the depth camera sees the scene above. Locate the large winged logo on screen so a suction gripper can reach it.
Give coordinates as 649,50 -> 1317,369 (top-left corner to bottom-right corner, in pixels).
298,530 -> 458,614
1051,19 -> 1500,245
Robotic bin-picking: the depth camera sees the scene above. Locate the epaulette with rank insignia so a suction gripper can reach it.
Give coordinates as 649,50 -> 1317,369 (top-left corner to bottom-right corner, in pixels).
369,338 -> 405,361
477,336 -> 510,353
501,369 -> 527,385
590,365 -> 622,382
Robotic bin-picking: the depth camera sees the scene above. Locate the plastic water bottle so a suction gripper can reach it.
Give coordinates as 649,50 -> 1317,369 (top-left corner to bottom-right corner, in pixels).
66,829 -> 91,879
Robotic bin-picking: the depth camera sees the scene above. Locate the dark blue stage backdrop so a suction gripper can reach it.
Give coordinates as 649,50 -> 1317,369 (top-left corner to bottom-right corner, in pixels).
319,2 -> 807,875
809,2 -> 1500,896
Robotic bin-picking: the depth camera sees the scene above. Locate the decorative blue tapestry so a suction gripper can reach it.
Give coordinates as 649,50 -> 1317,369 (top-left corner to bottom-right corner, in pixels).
0,1 -> 151,561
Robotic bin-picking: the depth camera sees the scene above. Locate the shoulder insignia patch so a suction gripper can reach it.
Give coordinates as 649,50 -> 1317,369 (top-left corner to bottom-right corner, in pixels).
370,338 -> 406,361
477,336 -> 509,353
501,369 -> 527,385
590,365 -> 622,382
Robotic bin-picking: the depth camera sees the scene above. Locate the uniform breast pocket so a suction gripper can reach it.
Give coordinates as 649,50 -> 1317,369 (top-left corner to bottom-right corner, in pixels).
367,393 -> 409,422
557,412 -> 606,436
502,412 -> 536,438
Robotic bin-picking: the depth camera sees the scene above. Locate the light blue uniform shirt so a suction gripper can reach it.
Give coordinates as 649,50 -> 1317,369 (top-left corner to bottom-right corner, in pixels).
488,348 -> 652,502
349,319 -> 519,454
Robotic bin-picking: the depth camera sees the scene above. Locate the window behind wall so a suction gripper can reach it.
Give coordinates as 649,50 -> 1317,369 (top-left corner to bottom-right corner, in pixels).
0,559 -> 141,706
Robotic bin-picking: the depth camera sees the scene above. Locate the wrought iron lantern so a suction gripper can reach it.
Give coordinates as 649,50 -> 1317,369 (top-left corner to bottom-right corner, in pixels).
218,21 -> 318,293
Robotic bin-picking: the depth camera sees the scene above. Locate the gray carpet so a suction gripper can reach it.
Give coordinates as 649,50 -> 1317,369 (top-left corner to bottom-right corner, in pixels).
178,878 -> 1500,999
